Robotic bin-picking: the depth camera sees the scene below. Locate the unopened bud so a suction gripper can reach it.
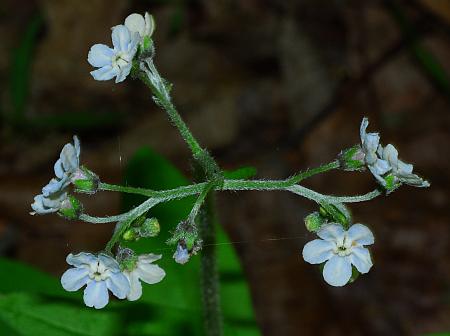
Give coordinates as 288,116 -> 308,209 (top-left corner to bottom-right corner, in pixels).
304,212 -> 325,232
139,217 -> 160,237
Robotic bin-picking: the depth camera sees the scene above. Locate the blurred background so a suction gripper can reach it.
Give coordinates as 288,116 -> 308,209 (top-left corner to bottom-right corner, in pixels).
1,0 -> 450,335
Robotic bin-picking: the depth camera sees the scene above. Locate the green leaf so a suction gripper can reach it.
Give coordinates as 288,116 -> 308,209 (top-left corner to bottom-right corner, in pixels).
122,146 -> 261,335
0,293 -> 120,336
0,257 -> 67,296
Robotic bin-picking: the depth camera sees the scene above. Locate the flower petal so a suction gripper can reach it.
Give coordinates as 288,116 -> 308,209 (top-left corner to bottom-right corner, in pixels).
88,44 -> 114,68
360,117 -> 369,143
106,272 -> 130,299
42,178 -> 67,197
73,136 -> 81,158
83,280 -> 109,309
98,254 -> 120,272
125,13 -> 146,37
317,224 -> 345,242
90,66 -> 118,81
382,144 -> 398,166
124,271 -> 142,301
115,63 -> 132,83
347,224 -> 374,246
61,268 -> 89,291
397,160 -> 414,176
138,254 -> 162,264
66,252 -> 97,267
350,247 -> 373,274
144,12 -> 155,36
30,195 -> 53,214
54,159 -> 65,179
137,263 -> 166,285
111,25 -> 131,52
302,239 -> 334,264
322,255 -> 352,287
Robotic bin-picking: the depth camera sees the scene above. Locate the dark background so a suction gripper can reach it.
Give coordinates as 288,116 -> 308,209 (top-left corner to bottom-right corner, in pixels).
1,0 -> 450,335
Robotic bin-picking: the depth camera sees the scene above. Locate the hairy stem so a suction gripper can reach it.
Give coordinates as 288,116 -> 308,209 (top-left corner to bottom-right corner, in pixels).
138,59 -> 203,157
198,191 -> 223,336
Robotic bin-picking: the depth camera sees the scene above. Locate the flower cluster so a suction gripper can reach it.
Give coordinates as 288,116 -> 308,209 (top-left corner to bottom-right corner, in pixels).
61,251 -> 165,309
359,118 -> 430,192
31,136 -> 82,217
88,12 -> 155,83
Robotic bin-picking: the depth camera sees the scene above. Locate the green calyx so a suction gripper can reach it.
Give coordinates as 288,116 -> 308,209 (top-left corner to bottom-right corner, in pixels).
59,195 -> 83,220
383,174 -> 400,194
72,166 -> 99,194
119,254 -> 138,272
140,217 -> 160,238
319,201 -> 350,228
167,221 -> 199,250
122,216 -> 160,242
338,145 -> 365,171
304,212 -> 326,232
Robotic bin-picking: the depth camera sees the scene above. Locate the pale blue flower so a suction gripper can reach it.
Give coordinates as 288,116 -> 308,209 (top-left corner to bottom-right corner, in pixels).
88,25 -> 139,83
123,254 -> 165,301
379,144 -> 430,188
30,188 -> 68,215
302,223 -> 374,287
173,244 -> 190,264
39,136 -> 81,197
360,118 -> 390,183
124,12 -> 155,40
61,252 -> 130,309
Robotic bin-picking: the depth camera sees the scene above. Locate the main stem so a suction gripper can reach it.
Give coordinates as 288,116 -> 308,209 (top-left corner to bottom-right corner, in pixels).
141,58 -> 223,336
198,191 -> 223,336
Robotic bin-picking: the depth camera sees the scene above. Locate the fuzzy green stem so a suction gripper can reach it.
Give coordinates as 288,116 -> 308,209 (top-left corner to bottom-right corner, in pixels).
82,179 -> 382,225
138,59 -> 203,157
197,192 -> 223,336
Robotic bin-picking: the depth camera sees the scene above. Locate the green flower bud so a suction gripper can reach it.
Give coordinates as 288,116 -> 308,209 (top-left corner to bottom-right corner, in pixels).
338,145 -> 366,171
58,195 -> 83,220
122,228 -> 138,241
139,217 -> 160,238
304,212 -> 326,232
72,166 -> 99,194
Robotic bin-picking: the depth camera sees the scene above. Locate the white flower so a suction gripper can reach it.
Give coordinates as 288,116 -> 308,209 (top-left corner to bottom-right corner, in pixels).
30,189 -> 68,215
31,136 -> 82,215
125,12 -> 155,39
54,135 -> 81,184
302,223 -> 374,287
379,144 -> 430,188
88,25 -> 139,83
173,244 -> 190,264
360,118 -> 390,183
123,254 -> 165,301
61,252 -> 130,309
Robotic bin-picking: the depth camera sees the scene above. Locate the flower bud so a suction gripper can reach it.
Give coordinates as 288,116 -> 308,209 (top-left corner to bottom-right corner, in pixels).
338,145 -> 365,171
304,212 -> 326,232
72,166 -> 99,194
122,228 -> 138,241
139,217 -> 160,238
58,195 -> 83,220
